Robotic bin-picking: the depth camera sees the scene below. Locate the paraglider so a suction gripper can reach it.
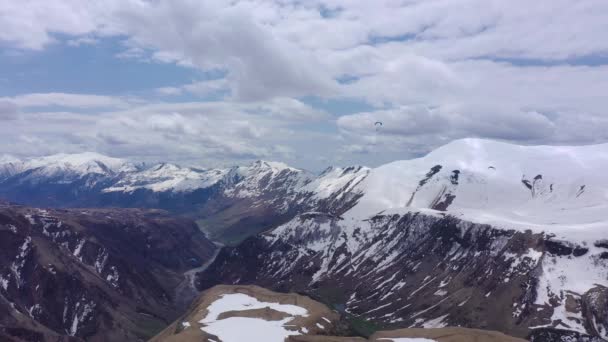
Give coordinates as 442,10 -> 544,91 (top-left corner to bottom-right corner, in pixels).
374,121 -> 382,131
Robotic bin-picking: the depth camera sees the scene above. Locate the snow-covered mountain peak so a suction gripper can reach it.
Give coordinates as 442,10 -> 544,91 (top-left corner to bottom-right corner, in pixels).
348,138 -> 608,240
223,160 -> 312,199
0,154 -> 20,164
422,138 -> 608,173
103,162 -> 229,193
301,165 -> 370,200
247,160 -> 302,173
0,154 -> 23,178
22,152 -> 136,176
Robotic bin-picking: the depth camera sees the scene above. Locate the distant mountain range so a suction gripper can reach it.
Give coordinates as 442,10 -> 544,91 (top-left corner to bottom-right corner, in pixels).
0,153 -> 367,244
2,138 -> 608,341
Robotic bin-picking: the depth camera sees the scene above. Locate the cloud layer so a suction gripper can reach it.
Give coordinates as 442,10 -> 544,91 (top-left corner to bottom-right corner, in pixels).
1,0 -> 608,169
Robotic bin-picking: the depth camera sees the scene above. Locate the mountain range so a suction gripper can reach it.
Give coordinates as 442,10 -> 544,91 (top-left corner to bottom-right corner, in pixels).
1,138 -> 608,341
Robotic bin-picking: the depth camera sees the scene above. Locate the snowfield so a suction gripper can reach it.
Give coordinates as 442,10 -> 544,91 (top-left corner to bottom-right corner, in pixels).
379,339 -> 437,342
348,138 -> 608,241
200,293 -> 308,322
201,317 -> 301,342
199,293 -> 309,342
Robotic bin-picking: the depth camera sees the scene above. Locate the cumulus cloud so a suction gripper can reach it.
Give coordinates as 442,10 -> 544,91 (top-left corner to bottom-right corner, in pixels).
0,101 -> 19,120
0,96 -> 331,167
1,1 -> 608,168
2,93 -> 133,109
155,87 -> 183,96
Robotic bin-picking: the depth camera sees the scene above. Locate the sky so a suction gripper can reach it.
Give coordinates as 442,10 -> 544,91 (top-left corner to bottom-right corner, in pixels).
1,0 -> 608,171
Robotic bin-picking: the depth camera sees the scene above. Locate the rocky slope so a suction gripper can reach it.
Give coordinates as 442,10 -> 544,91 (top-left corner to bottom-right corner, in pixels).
197,139 -> 608,341
0,201 -> 216,341
152,284 -> 525,342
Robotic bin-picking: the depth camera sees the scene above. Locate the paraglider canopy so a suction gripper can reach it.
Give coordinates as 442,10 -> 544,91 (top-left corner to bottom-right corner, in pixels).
374,121 -> 383,132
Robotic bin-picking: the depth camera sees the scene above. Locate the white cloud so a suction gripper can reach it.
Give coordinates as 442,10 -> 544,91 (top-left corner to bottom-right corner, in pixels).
1,1 -> 608,168
183,79 -> 230,98
0,95 -> 332,167
0,101 -> 19,120
2,93 -> 133,109
156,79 -> 230,98
155,87 -> 183,96
66,36 -> 99,47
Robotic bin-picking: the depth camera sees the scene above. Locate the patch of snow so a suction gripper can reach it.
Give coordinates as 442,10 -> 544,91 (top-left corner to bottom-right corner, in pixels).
433,289 -> 447,296
94,250 -> 108,274
28,304 -> 42,318
201,317 -> 301,342
73,239 -> 85,259
0,274 -> 9,290
198,293 -> 310,342
421,314 -> 449,328
69,300 -> 96,336
105,266 -> 120,288
379,338 -> 438,342
6,224 -> 17,233
200,293 -> 308,323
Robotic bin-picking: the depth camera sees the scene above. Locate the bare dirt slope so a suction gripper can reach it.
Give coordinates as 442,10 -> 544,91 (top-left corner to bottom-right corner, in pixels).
370,327 -> 527,342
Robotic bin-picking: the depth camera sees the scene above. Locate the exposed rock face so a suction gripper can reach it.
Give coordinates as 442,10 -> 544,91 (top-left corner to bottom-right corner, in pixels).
0,202 -> 216,341
198,211 -> 608,341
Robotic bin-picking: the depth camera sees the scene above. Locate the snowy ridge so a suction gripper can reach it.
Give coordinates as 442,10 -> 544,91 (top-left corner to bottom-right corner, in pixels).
301,165 -> 370,200
0,154 -> 22,178
223,160 -> 313,198
103,163 -> 229,193
1,152 -> 136,179
2,139 -> 607,234
348,138 -> 608,240
0,154 -> 20,164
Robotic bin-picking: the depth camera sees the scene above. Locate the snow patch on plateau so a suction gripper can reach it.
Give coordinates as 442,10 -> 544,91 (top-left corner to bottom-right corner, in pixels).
199,293 -> 309,342
201,317 -> 300,342
379,338 -> 438,342
200,293 -> 308,323
379,339 -> 438,342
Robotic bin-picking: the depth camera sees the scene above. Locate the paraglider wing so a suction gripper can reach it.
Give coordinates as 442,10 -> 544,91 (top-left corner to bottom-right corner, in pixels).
374,121 -> 383,133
